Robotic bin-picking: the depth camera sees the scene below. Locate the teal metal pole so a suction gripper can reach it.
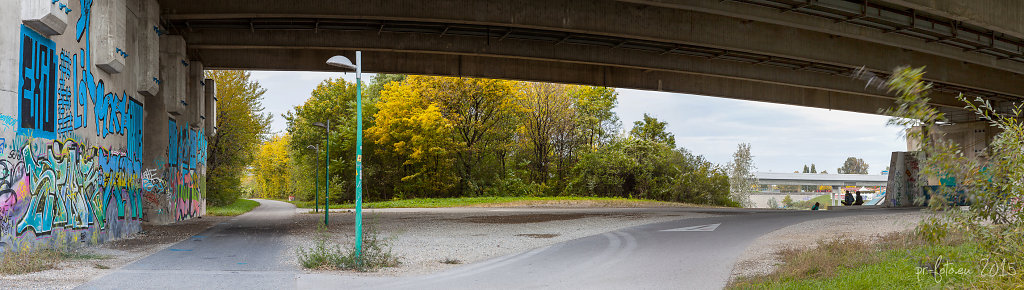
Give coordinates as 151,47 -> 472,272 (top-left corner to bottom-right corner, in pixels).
354,51 -> 364,258
314,151 -> 320,213
324,119 -> 330,225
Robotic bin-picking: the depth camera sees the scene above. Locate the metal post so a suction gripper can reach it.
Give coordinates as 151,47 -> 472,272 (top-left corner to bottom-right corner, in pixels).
313,149 -> 320,213
324,119 -> 330,225
354,51 -> 364,258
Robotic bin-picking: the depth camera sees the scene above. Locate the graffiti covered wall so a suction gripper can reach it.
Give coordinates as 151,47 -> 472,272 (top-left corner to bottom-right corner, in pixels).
0,0 -> 208,251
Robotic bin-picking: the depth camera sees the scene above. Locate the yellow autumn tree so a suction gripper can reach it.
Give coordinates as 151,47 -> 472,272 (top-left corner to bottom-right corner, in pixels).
252,134 -> 294,199
367,76 -> 457,197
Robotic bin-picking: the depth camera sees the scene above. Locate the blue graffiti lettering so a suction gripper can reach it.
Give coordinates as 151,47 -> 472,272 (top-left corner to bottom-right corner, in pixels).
19,26 -> 57,138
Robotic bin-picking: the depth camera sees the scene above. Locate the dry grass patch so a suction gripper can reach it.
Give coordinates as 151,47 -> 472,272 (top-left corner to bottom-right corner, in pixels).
0,249 -> 62,275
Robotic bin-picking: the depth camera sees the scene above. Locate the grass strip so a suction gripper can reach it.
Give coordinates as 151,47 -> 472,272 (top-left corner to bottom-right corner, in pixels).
207,198 -> 261,216
278,196 -> 711,209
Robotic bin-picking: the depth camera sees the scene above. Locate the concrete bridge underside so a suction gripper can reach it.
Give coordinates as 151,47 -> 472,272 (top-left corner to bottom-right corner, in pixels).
160,0 -> 1024,123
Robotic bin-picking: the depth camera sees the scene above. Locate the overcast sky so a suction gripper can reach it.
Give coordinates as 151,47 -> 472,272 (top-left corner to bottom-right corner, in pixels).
251,71 -> 906,174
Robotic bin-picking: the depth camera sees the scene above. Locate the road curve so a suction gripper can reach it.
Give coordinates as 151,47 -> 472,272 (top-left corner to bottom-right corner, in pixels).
77,200 -> 914,289
77,199 -> 297,290
297,208 -> 917,290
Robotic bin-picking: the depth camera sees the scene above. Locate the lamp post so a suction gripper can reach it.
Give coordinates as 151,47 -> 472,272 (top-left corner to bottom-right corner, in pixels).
306,145 -> 320,213
326,52 -> 363,257
312,120 -> 330,225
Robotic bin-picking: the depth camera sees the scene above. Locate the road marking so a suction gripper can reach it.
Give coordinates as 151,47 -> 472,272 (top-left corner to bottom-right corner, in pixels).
661,223 -> 720,232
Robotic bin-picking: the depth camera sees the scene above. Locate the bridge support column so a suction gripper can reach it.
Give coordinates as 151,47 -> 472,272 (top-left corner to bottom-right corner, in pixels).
887,121 -> 998,207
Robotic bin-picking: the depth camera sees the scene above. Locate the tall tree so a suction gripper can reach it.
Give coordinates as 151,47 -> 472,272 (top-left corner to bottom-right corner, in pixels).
727,143 -> 757,207
803,165 -> 810,173
252,134 -> 294,199
428,77 -> 519,194
810,163 -> 817,173
629,113 -> 676,148
837,157 -> 870,174
205,70 -> 272,206
516,82 -> 576,185
366,76 -> 457,197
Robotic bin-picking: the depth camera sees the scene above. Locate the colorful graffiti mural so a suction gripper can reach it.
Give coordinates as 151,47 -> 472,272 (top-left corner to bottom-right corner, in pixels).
1,0 -> 207,251
167,119 -> 207,221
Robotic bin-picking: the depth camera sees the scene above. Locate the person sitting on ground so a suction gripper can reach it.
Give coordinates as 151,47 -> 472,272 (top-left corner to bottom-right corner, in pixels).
841,191 -> 855,206
854,192 -> 864,205
811,202 -> 820,211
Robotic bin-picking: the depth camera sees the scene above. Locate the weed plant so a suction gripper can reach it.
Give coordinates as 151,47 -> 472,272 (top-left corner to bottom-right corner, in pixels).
297,224 -> 400,272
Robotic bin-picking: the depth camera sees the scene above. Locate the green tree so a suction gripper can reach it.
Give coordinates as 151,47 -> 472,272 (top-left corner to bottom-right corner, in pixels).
837,157 -> 869,174
629,113 -> 676,148
810,163 -> 817,173
782,194 -> 794,208
727,143 -> 757,207
205,70 -> 272,206
565,138 -> 733,206
803,165 -> 810,173
516,82 -> 577,186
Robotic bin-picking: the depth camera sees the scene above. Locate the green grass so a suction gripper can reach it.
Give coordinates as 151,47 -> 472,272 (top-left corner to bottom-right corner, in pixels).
206,199 -> 261,216
730,232 -> 1009,289
807,194 -> 831,209
279,196 -> 712,209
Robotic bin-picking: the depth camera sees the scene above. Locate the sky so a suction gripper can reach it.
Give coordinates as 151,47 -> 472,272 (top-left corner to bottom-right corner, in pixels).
250,71 -> 906,174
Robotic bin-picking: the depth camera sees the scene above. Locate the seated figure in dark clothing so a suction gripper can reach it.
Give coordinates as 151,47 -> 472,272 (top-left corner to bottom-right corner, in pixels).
854,192 -> 864,205
841,191 -> 855,206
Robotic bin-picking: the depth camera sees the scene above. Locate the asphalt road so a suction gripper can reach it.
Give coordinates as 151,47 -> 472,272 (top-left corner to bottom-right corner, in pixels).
78,200 -> 914,289
298,208 -> 914,289
78,199 -> 297,290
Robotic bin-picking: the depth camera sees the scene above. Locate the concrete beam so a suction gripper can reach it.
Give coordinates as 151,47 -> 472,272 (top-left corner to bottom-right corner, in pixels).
186,29 -> 967,109
204,78 -> 216,136
159,0 -> 1024,98
199,48 -> 910,116
159,35 -> 187,115
616,0 -> 1024,76
876,0 -> 1024,40
133,0 -> 160,96
92,0 -> 127,73
21,0 -> 68,36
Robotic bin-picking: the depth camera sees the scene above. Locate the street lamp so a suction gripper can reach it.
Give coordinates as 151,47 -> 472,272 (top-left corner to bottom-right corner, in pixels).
312,120 -> 330,225
306,145 -> 320,213
326,51 -> 364,258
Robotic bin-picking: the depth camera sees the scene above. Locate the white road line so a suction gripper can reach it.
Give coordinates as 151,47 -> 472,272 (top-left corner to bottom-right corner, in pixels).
660,223 -> 720,232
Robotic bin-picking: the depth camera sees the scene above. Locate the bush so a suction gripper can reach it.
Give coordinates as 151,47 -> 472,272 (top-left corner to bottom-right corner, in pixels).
297,225 -> 400,272
482,174 -> 546,197
207,167 -> 243,207
565,138 -> 734,206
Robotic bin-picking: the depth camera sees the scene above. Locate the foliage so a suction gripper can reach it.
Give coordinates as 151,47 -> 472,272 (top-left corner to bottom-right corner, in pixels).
565,138 -> 734,206
206,199 -> 261,216
296,225 -> 400,272
727,143 -> 757,207
782,195 -> 794,208
205,70 -> 272,206
837,157 -> 870,174
281,74 -> 734,206
881,66 -> 1024,285
628,113 -> 675,148
252,134 -> 294,199
767,197 -> 780,209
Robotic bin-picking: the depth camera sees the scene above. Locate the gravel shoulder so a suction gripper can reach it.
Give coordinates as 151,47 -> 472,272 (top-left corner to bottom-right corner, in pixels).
284,207 -> 716,276
729,209 -> 937,280
0,216 -> 231,290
